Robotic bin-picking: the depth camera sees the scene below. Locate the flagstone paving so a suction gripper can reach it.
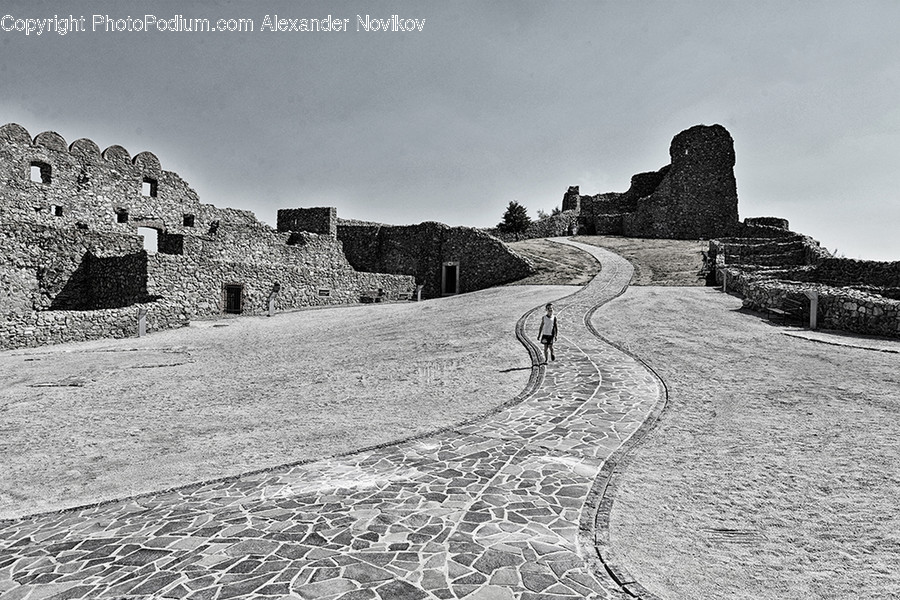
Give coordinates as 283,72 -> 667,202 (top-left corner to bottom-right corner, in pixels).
0,240 -> 665,600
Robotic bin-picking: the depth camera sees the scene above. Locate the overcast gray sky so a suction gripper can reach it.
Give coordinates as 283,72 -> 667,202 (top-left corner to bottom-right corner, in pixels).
2,1 -> 898,260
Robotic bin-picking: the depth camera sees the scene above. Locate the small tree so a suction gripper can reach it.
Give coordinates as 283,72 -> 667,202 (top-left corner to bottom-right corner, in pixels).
497,201 -> 532,240
551,205 -> 561,216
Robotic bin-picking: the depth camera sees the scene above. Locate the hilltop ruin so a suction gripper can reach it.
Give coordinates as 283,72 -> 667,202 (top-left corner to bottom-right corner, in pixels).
491,123 -> 900,339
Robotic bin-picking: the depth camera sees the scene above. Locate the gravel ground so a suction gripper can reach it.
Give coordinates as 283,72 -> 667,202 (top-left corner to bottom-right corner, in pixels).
592,286 -> 900,600
0,285 -> 575,519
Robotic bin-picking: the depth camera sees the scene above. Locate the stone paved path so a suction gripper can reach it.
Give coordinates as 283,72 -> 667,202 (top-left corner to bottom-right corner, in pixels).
0,240 -> 664,600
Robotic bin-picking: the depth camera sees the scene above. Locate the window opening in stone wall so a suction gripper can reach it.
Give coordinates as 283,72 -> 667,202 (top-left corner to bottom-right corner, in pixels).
318,288 -> 331,297
158,232 -> 184,255
442,262 -> 459,295
142,177 -> 158,197
51,205 -> 63,217
224,284 -> 243,314
30,161 -> 51,184
137,227 -> 158,254
183,214 -> 195,227
116,208 -> 129,223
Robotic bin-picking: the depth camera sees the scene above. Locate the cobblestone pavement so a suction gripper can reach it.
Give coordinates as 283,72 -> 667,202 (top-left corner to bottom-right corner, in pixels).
0,240 -> 665,600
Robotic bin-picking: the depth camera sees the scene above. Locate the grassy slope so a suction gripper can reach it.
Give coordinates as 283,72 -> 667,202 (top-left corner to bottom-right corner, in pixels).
508,235 -> 707,287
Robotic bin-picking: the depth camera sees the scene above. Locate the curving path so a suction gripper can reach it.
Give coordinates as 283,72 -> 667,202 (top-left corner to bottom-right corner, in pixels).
0,240 -> 665,600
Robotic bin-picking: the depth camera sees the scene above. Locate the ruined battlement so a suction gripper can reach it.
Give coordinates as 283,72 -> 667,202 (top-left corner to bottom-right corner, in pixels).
0,123 -> 263,237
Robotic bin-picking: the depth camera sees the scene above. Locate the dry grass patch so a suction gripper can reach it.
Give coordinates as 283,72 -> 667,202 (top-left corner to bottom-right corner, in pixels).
506,238 -> 601,286
575,235 -> 707,286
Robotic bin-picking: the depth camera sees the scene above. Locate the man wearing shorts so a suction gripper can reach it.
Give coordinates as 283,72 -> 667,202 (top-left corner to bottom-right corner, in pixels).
537,302 -> 558,364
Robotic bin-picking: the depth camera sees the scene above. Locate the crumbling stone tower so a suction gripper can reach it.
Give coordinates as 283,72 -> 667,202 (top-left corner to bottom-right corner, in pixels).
628,124 -> 738,238
573,124 -> 740,239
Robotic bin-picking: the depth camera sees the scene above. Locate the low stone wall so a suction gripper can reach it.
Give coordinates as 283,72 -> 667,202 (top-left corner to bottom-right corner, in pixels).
709,228 -> 830,269
0,300 -> 189,350
791,258 -> 900,288
737,276 -> 900,338
710,235 -> 814,267
743,216 -> 789,229
724,223 -> 796,239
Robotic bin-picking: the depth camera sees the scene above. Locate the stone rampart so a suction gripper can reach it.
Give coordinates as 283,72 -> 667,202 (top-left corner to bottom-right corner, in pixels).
0,123 -> 247,236
337,221 -> 535,298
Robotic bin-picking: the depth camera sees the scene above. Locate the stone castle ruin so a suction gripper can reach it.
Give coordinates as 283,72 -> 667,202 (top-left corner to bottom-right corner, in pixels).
0,123 -> 534,350
3,120 -> 897,348
566,124 -> 739,239
491,123 -> 900,339
488,124 -> 741,242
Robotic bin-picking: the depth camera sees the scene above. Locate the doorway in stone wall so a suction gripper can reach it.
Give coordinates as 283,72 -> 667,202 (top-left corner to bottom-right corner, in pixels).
223,284 -> 243,314
442,262 -> 459,296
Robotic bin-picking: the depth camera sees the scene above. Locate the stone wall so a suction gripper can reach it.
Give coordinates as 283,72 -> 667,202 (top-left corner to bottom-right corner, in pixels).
0,300 -> 189,350
729,271 -> 900,339
744,216 -> 789,230
710,228 -> 900,338
0,123 -> 416,350
336,221 -> 536,298
789,258 -> 900,288
277,207 -> 337,238
0,124 -> 255,237
709,233 -> 828,267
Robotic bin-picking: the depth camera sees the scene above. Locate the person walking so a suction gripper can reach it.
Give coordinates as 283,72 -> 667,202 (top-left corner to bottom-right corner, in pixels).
537,302 -> 558,364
